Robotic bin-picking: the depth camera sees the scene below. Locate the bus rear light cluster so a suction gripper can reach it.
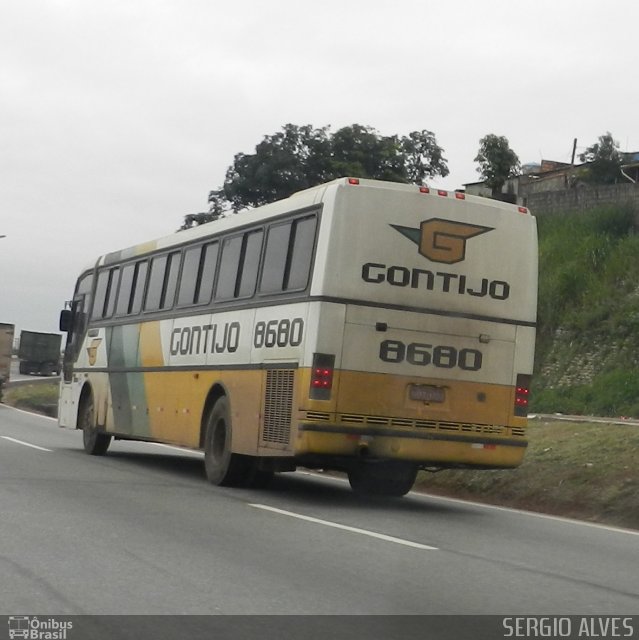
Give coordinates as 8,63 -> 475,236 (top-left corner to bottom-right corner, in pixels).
514,374 -> 532,417
309,353 -> 335,400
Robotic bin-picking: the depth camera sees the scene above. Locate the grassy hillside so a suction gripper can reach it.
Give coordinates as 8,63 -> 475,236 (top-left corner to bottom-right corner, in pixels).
416,418 -> 639,530
532,205 -> 639,417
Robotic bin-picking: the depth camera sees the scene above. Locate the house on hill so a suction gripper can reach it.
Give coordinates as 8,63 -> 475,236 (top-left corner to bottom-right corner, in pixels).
465,153 -> 639,207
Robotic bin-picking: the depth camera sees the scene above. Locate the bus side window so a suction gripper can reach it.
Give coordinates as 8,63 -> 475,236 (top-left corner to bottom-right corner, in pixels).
91,267 -> 119,319
161,251 -> 180,309
237,230 -> 263,298
130,261 -> 148,314
260,214 -> 317,294
104,267 -> 120,318
260,222 -> 291,293
115,264 -> 136,316
144,255 -> 167,311
144,252 -> 181,312
216,236 -> 243,300
286,215 -> 317,290
177,246 -> 202,306
91,270 -> 110,319
196,242 -> 219,304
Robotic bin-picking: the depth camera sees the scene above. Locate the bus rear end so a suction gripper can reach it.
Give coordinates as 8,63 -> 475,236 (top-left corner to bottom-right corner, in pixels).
295,179 -> 537,495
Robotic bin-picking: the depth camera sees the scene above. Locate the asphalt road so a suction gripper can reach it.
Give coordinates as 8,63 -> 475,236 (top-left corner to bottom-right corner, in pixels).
1,404 -> 638,617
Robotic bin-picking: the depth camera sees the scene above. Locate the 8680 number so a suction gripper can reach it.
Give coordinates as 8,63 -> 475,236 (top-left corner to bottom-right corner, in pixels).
379,339 -> 482,371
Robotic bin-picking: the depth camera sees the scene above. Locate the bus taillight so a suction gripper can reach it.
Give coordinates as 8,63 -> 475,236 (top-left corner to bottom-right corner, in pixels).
310,353 -> 335,400
514,374 -> 531,417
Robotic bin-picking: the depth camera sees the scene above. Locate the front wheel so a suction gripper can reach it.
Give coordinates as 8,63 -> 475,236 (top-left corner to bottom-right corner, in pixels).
79,392 -> 111,456
203,397 -> 252,487
347,461 -> 417,497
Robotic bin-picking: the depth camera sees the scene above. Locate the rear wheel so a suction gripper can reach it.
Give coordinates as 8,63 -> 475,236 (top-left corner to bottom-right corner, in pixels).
347,461 -> 417,497
203,397 -> 252,487
79,391 -> 111,456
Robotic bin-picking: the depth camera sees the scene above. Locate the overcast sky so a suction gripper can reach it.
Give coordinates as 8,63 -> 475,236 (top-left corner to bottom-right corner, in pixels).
1,0 -> 637,336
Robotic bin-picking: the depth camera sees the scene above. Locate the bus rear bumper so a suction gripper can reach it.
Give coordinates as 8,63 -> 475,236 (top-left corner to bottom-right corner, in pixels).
295,423 -> 527,469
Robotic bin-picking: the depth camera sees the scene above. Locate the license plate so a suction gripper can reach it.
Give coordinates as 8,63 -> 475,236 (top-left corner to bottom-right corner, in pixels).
409,385 -> 445,403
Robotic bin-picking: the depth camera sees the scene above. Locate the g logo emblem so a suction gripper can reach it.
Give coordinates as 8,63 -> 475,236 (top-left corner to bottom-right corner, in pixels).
87,338 -> 102,366
392,218 -> 493,264
419,219 -> 493,264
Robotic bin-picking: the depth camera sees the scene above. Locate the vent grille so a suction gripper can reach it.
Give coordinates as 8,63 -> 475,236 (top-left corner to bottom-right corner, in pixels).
262,369 -> 294,445
321,413 -> 524,438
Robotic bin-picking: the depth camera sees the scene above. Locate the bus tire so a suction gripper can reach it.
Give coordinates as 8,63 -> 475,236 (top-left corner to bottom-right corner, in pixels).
347,461 -> 417,497
203,397 -> 251,487
79,391 -> 112,456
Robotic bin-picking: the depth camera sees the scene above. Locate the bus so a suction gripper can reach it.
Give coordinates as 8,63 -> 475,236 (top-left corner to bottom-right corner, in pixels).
58,177 -> 537,496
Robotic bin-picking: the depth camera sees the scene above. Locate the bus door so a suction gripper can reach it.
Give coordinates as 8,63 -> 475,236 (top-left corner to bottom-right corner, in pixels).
59,273 -> 93,427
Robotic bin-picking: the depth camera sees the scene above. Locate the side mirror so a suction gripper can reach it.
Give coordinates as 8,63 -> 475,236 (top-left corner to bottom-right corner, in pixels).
59,309 -> 72,332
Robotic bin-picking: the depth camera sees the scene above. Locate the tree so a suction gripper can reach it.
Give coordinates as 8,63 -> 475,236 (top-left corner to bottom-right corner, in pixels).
474,134 -> 521,197
578,132 -> 622,184
182,124 -> 449,227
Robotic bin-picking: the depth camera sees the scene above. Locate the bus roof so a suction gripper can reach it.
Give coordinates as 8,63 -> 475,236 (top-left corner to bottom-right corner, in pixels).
92,178 -> 531,268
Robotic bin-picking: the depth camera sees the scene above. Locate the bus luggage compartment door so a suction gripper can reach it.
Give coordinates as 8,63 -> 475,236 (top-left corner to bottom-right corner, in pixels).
337,306 -> 516,425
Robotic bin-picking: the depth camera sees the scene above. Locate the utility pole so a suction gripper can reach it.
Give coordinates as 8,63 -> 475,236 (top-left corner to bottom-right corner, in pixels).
570,138 -> 578,165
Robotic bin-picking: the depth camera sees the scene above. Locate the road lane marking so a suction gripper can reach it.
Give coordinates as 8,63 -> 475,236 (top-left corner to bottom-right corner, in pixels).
146,442 -> 204,457
249,503 -> 438,550
297,471 -> 639,538
0,436 -> 53,452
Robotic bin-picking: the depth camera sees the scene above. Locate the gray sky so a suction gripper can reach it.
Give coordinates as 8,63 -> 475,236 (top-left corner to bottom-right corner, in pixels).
1,0 -> 637,336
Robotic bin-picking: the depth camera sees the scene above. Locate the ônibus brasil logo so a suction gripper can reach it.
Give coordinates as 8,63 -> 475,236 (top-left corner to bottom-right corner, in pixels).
8,617 -> 73,640
391,218 -> 493,264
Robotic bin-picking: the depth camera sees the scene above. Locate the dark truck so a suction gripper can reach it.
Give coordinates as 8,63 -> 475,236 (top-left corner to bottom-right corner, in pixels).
18,330 -> 62,376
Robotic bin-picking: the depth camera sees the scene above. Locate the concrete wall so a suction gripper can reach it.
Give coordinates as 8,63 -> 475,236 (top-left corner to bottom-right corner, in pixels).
525,182 -> 639,216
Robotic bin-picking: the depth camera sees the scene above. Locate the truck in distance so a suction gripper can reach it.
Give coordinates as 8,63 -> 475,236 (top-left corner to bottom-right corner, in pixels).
18,330 -> 62,376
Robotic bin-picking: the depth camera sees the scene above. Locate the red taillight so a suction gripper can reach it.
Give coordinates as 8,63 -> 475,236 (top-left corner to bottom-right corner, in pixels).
514,374 -> 532,417
310,353 -> 335,400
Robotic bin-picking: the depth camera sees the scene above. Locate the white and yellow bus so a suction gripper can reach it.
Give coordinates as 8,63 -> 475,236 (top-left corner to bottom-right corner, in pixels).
59,177 -> 537,496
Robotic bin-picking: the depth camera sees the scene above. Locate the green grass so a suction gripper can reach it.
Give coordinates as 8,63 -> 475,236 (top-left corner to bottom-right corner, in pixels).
532,205 -> 639,416
3,382 -> 59,417
415,419 -> 639,529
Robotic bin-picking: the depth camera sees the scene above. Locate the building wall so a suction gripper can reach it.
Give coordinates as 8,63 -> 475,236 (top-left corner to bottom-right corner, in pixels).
526,183 -> 639,216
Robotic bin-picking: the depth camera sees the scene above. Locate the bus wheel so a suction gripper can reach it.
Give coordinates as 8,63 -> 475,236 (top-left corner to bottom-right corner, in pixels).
347,461 -> 417,497
203,397 -> 251,487
79,392 -> 111,456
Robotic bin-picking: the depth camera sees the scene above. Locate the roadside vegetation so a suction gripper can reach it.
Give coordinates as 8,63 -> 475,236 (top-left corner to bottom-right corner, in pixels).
415,418 -> 639,530
3,381 -> 59,417
532,205 -> 639,417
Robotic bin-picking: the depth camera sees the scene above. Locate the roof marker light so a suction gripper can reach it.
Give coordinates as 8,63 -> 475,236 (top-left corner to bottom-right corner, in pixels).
455,192 -> 466,200
419,186 -> 430,194
437,189 -> 447,197
348,178 -> 360,185
518,206 -> 528,214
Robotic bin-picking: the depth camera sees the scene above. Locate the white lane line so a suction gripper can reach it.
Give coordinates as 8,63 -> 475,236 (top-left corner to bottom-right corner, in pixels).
0,436 -> 53,452
249,503 -> 438,550
146,442 -> 204,457
297,471 -> 639,538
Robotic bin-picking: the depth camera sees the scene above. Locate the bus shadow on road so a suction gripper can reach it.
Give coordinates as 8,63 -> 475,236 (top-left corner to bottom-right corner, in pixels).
261,472 -> 464,516
68,445 -> 466,517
